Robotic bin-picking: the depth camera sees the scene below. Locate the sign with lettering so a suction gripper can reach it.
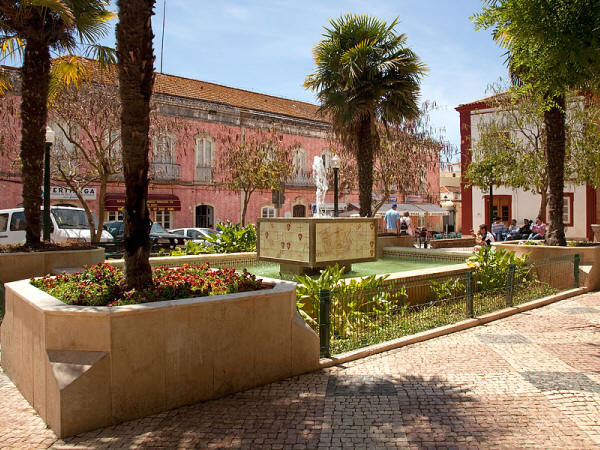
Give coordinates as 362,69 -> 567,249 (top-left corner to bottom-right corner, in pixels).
50,186 -> 97,200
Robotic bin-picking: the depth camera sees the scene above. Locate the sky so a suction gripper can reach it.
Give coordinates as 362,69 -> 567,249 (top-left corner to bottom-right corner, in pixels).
98,0 -> 508,155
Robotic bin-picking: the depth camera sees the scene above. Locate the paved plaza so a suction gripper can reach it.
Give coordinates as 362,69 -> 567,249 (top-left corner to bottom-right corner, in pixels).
1,292 -> 599,449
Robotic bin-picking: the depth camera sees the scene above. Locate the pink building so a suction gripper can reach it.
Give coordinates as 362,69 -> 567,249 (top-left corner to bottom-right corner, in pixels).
0,65 -> 442,231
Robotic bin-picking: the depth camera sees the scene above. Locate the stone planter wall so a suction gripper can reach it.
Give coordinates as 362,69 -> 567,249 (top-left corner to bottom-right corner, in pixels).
107,252 -> 257,269
376,235 -> 413,257
429,237 -> 476,249
494,242 -> 600,290
0,278 -> 319,438
0,248 -> 105,283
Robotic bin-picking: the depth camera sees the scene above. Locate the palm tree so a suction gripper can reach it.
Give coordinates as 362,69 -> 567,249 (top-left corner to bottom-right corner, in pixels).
473,0 -> 600,246
0,1 -> 114,247
305,14 -> 426,217
116,0 -> 155,289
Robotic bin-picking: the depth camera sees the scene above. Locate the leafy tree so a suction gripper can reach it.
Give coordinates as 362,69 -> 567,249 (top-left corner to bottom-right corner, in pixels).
330,102 -> 449,214
116,0 -> 155,289
305,14 -> 426,217
47,76 -> 191,242
472,0 -> 600,245
217,128 -> 295,226
0,0 -> 115,247
467,83 -> 600,220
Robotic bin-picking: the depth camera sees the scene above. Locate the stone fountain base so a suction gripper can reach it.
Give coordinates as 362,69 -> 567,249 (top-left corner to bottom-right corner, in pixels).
257,217 -> 378,274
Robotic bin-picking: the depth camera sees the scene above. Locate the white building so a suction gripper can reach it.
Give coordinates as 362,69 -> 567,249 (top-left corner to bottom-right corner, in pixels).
456,95 -> 595,240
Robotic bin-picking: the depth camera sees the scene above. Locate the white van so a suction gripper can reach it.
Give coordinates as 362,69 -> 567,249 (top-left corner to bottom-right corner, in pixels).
0,206 -> 113,245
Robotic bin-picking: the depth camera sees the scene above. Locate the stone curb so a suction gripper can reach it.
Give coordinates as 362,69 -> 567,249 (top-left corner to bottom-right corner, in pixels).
319,286 -> 588,369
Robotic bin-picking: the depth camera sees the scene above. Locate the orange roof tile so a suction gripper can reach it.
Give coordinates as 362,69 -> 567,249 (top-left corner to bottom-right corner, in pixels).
5,58 -> 328,124
153,72 -> 327,123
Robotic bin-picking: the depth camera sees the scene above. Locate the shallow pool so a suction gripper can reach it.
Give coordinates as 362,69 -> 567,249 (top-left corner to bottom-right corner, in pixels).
227,256 -> 463,280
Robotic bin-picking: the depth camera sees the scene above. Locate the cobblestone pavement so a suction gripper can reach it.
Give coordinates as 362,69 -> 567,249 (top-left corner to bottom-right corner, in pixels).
1,292 -> 600,449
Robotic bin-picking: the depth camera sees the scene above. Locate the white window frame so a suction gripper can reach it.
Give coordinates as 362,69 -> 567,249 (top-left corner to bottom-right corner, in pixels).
321,149 -> 332,170
562,194 -> 574,227
292,147 -> 307,176
154,210 -> 173,229
194,136 -> 215,182
261,206 -> 276,218
107,211 -> 124,222
153,135 -> 175,164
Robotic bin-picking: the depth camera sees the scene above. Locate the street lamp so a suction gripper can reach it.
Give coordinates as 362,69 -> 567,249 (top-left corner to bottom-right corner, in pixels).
330,154 -> 341,217
44,126 -> 55,242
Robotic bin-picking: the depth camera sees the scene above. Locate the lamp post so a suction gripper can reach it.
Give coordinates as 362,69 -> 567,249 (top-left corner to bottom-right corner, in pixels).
330,154 -> 340,217
43,126 -> 55,242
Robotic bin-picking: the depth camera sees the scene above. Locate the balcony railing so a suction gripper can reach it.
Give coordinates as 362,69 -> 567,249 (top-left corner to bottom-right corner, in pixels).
287,169 -> 315,188
151,163 -> 181,181
194,166 -> 213,183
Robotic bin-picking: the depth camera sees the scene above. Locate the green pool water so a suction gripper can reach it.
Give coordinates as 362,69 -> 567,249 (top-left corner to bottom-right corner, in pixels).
232,256 -> 463,280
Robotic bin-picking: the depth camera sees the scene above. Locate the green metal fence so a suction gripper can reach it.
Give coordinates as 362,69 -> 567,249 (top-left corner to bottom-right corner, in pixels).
317,254 -> 579,357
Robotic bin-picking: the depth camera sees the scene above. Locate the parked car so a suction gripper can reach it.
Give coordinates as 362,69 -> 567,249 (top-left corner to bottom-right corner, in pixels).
103,220 -> 184,248
0,206 -> 113,245
169,227 -> 219,243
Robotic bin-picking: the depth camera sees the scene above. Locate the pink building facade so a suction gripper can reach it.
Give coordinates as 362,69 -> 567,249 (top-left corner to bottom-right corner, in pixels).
0,67 -> 442,231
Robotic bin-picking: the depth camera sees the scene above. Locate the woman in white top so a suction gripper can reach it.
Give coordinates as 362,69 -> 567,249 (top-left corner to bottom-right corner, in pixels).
400,211 -> 414,236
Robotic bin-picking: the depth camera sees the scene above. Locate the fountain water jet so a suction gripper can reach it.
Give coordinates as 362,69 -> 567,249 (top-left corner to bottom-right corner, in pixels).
312,156 -> 328,217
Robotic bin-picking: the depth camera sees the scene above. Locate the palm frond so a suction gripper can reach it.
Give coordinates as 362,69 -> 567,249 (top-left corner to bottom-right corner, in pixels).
48,55 -> 89,101
0,35 -> 24,63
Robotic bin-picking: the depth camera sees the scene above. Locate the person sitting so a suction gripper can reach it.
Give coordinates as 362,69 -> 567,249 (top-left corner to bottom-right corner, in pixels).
475,224 -> 495,250
491,216 -> 507,241
516,218 -> 532,240
528,216 -> 547,240
504,219 -> 521,241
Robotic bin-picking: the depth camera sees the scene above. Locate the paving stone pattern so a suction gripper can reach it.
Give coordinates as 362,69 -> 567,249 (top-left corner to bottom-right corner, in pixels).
1,293 -> 600,448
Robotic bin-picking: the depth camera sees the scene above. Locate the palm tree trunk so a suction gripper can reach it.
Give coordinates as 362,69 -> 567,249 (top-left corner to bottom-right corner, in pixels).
117,0 -> 156,289
544,94 -> 567,246
537,190 -> 547,222
357,116 -> 376,217
20,40 -> 51,247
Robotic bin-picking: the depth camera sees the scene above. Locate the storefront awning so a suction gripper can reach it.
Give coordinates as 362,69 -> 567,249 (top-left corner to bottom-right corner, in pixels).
104,193 -> 181,211
414,203 -> 450,216
375,203 -> 450,217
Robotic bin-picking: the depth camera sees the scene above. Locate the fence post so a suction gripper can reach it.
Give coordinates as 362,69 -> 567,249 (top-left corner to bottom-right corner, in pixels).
319,289 -> 331,357
574,254 -> 580,288
505,263 -> 516,307
465,270 -> 474,318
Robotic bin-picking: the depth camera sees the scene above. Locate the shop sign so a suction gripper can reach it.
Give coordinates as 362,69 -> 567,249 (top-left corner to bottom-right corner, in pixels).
50,186 -> 97,200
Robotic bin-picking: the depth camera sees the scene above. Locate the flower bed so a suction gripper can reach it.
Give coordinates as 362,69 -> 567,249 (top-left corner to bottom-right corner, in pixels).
31,262 -> 268,306
2,270 -> 318,438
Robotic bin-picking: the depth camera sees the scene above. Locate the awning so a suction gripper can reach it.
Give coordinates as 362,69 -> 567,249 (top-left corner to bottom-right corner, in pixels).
377,203 -> 427,216
311,202 -> 348,211
104,193 -> 181,211
415,203 -> 450,216
375,203 -> 450,217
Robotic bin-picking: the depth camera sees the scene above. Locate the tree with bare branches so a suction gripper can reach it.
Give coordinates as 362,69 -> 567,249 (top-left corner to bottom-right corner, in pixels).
217,129 -> 295,225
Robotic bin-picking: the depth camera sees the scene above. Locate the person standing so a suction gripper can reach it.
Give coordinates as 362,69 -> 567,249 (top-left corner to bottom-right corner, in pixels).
384,203 -> 401,234
399,211 -> 413,236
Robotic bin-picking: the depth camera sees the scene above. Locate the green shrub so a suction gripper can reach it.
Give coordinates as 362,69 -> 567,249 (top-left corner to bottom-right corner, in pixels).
295,264 -> 407,337
167,222 -> 257,256
430,277 -> 465,301
467,246 -> 530,291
